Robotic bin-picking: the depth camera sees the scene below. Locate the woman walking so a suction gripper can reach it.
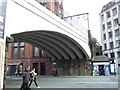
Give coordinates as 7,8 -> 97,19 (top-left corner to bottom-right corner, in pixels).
29,68 -> 40,88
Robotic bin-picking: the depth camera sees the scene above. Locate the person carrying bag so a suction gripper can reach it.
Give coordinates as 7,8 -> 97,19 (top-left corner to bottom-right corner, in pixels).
29,68 -> 40,88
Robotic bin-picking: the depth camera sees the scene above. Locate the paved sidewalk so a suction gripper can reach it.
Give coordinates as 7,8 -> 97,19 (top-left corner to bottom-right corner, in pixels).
6,75 -> 118,80
6,75 -> 118,88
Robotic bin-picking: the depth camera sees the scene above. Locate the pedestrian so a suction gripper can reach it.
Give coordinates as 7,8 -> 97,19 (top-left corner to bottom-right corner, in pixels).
20,68 -> 30,90
15,70 -> 18,76
53,68 -> 59,76
29,68 -> 40,88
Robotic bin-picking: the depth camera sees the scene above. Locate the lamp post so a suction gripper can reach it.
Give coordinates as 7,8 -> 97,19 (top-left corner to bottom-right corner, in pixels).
28,44 -> 30,71
114,61 -> 116,76
111,44 -> 116,76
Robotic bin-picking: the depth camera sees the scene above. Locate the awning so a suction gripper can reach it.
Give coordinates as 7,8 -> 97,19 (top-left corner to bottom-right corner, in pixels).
7,63 -> 21,65
93,55 -> 109,62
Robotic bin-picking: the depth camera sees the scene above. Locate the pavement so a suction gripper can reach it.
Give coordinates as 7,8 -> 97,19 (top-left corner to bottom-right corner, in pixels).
5,75 -> 119,88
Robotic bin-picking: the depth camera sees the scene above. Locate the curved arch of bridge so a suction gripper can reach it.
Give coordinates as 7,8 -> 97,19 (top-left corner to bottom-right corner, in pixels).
12,31 -> 89,61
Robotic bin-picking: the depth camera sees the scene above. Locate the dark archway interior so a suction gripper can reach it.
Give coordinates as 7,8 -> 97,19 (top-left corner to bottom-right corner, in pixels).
11,31 -> 89,61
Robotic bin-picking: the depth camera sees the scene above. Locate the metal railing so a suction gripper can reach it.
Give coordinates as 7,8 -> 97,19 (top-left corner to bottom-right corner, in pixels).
63,10 -> 88,37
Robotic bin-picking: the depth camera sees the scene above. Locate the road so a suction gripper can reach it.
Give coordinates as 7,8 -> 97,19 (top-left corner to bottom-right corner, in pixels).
6,75 -> 118,88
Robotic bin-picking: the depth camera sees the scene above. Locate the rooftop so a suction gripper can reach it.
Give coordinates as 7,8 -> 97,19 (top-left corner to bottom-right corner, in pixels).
93,55 -> 109,62
101,0 -> 120,13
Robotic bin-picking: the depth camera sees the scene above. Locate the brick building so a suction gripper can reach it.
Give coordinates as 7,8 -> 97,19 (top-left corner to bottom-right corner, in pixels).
7,0 -> 63,75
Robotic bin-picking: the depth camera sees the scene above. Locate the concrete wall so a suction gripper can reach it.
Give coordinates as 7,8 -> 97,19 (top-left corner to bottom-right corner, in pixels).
54,60 -> 91,76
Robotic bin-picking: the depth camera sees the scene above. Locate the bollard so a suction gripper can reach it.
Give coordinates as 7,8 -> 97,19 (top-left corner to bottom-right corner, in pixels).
93,70 -> 95,76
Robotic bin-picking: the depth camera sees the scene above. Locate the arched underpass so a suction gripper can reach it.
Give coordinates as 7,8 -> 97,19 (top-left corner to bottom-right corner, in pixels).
11,31 -> 91,76
1,0 -> 92,89
4,0 -> 91,76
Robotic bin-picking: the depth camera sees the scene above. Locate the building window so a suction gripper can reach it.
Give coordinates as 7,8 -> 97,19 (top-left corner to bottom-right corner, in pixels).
54,0 -> 58,15
109,42 -> 114,49
20,42 -> 24,46
104,43 -> 107,50
41,0 -> 47,7
107,21 -> 112,29
34,47 -> 39,57
13,42 -> 18,58
103,34 -> 106,40
116,40 -> 120,48
59,1 -> 63,18
13,42 -> 18,47
41,50 -> 48,57
112,8 -> 117,16
110,52 -> 115,58
109,31 -> 112,38
117,51 -> 120,58
106,11 -> 111,19
19,48 -> 24,58
13,48 -> 18,58
114,18 -> 118,26
19,42 -> 24,58
115,29 -> 120,37
13,41 -> 25,59
101,15 -> 104,21
102,24 -> 105,31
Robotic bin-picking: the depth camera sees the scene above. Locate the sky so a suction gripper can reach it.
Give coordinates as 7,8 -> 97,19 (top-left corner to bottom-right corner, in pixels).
63,0 -> 112,43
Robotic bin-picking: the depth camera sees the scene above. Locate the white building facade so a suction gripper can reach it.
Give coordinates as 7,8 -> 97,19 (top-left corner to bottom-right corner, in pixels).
0,0 -> 7,89
100,0 -> 120,74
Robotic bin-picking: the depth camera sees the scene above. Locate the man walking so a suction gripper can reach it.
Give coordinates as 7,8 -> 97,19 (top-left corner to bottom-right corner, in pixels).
21,68 -> 30,90
29,68 -> 40,88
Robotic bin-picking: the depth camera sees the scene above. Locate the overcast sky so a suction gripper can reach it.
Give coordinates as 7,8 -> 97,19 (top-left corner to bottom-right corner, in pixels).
63,0 -> 111,43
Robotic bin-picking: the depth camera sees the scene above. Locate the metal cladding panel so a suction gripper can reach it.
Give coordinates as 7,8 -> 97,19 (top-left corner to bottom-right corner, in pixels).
12,31 -> 89,60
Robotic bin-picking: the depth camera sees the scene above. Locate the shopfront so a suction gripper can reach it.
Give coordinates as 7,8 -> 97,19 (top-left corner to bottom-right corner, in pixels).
7,63 -> 22,75
93,62 -> 111,76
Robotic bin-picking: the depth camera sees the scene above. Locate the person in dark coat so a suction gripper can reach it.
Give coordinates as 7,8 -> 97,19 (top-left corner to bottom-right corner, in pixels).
53,68 -> 59,76
21,68 -> 30,90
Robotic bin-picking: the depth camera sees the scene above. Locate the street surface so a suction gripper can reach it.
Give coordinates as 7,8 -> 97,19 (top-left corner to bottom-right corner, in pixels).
6,75 -> 118,88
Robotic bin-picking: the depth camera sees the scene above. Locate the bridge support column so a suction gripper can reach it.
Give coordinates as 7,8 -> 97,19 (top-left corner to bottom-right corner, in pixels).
52,59 -> 91,76
70,61 -> 73,75
77,60 -> 91,76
